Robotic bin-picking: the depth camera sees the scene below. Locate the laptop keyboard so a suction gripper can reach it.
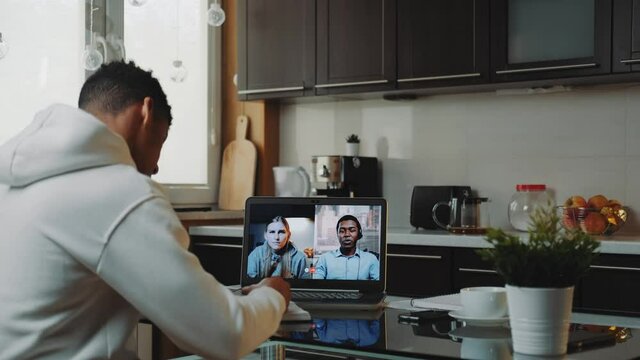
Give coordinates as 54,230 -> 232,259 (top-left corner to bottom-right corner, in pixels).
292,291 -> 363,300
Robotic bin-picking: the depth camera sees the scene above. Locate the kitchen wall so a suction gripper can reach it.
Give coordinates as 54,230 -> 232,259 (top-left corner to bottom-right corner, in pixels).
279,84 -> 640,233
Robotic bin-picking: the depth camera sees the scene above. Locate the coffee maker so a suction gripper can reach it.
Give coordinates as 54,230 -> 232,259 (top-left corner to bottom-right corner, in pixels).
311,155 -> 380,197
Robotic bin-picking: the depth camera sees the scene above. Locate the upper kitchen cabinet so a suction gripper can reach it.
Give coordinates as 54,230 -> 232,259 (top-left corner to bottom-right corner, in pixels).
613,0 -> 640,73
237,0 -> 315,100
397,0 -> 490,89
315,0 -> 396,95
491,0 -> 612,82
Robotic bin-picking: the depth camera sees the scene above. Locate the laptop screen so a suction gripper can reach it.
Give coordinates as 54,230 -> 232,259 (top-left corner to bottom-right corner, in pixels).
241,197 -> 387,292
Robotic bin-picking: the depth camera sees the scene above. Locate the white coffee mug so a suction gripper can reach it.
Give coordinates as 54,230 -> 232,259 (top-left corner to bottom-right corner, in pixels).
460,286 -> 508,319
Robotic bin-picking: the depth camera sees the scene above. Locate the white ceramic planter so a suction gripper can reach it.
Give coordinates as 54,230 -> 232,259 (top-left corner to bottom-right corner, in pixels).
506,285 -> 574,356
345,142 -> 359,157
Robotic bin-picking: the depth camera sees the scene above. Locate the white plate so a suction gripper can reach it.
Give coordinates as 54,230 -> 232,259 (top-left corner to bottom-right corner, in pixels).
449,310 -> 509,327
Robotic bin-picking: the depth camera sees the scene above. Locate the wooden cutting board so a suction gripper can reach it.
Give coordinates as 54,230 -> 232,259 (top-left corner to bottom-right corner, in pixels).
218,115 -> 257,210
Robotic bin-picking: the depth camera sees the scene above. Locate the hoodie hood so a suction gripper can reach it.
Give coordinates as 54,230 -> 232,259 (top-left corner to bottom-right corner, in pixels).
0,104 -> 135,187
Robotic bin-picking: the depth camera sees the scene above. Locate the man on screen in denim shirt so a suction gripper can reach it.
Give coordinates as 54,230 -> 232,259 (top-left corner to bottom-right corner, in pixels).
313,215 -> 379,280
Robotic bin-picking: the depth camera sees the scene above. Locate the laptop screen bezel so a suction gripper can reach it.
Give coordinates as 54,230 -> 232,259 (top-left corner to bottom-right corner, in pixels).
241,196 -> 387,293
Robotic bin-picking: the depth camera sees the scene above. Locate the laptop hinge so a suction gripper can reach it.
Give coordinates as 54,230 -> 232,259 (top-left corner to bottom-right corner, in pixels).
292,288 -> 360,293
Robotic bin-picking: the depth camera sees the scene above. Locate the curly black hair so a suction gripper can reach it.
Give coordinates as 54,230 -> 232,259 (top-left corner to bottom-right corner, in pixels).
78,61 -> 172,124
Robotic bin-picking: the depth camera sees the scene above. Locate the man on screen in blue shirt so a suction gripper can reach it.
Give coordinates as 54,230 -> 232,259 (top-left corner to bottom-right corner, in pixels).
313,215 -> 379,280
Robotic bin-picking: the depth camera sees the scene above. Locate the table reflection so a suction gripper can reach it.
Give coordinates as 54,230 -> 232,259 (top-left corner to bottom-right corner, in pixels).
449,326 -> 512,360
314,318 -> 381,346
270,308 -> 637,359
285,318 -> 382,347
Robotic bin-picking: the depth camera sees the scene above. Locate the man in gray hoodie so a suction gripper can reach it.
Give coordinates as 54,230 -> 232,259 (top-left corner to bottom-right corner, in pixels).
0,61 -> 290,359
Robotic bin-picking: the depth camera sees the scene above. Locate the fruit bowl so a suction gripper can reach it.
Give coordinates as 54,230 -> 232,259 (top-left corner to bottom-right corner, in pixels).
558,206 -> 628,236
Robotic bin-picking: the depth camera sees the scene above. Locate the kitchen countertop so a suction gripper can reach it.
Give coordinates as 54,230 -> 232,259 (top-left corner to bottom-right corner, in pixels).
188,225 -> 640,255
176,210 -> 244,221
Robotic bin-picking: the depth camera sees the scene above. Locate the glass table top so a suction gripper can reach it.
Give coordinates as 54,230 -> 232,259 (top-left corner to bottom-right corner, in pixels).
174,306 -> 640,359
261,307 -> 640,359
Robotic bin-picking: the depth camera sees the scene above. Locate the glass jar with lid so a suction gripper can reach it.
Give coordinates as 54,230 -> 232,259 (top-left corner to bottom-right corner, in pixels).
508,184 -> 554,231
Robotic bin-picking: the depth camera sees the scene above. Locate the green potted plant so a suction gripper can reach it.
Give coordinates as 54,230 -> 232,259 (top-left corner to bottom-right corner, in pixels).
478,205 -> 599,356
345,134 -> 360,156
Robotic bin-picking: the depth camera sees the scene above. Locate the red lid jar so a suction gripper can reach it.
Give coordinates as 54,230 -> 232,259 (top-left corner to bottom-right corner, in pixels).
508,184 -> 553,231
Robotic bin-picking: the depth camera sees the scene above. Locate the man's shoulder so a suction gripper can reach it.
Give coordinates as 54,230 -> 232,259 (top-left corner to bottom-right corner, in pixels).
321,249 -> 340,258
358,249 -> 378,261
83,164 -> 166,201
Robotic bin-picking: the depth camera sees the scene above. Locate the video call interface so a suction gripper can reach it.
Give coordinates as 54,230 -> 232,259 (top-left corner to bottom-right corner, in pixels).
245,203 -> 383,281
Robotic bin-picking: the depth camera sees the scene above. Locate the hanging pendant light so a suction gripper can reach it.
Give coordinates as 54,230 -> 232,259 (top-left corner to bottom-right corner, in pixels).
207,0 -> 226,27
82,0 -> 104,71
127,0 -> 148,7
0,32 -> 9,59
82,43 -> 104,71
171,0 -> 187,82
171,60 -> 188,82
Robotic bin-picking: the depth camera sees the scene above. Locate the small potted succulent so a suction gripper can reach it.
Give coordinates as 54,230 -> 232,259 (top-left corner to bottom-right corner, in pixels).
478,205 -> 599,356
345,134 -> 360,157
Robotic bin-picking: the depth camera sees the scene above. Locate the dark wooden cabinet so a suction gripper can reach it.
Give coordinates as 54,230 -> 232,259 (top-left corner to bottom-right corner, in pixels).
452,248 -> 588,309
491,0 -> 612,82
234,0 -> 640,100
397,0 -> 490,89
315,0 -> 396,95
613,0 -> 640,72
386,245 -> 452,297
577,254 -> 640,315
190,236 -> 243,286
237,0 -> 315,100
452,248 -> 504,292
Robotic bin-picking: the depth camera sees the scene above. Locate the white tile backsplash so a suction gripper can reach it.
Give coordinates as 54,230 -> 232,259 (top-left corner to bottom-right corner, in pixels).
626,88 -> 640,156
361,105 -> 414,160
280,85 -> 640,232
625,158 -> 640,233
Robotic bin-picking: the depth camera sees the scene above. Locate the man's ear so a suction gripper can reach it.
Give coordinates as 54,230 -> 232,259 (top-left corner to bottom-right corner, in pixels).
141,96 -> 154,127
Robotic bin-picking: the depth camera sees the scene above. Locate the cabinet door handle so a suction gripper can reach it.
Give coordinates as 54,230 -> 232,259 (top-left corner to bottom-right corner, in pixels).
238,86 -> 305,95
387,254 -> 442,260
398,73 -> 481,83
495,63 -> 597,75
458,267 -> 497,274
315,79 -> 389,89
620,58 -> 640,65
590,265 -> 640,272
193,243 -> 242,249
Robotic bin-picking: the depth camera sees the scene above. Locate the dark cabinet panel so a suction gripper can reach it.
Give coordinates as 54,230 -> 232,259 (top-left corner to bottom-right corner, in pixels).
316,0 -> 396,95
613,0 -> 640,72
578,254 -> 640,315
491,0 -> 612,82
237,0 -> 315,100
452,248 -> 504,292
190,236 -> 242,286
397,0 -> 490,89
234,0 -> 639,100
452,248 -> 586,308
386,245 -> 452,297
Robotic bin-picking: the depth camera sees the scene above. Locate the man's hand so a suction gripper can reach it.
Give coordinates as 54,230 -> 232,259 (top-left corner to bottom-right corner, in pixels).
241,277 -> 291,308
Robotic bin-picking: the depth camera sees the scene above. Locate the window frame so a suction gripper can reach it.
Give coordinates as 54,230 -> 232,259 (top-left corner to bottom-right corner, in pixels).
100,0 -> 221,207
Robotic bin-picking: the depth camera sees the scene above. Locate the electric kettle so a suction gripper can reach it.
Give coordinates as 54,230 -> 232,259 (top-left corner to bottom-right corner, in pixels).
273,166 -> 311,197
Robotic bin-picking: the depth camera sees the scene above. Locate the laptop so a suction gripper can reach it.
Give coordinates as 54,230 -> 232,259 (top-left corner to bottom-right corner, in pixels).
241,196 -> 387,310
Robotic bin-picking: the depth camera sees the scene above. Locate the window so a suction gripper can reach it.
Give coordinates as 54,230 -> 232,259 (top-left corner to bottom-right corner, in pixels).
121,0 -> 221,206
0,2 -> 85,143
0,0 -> 220,206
